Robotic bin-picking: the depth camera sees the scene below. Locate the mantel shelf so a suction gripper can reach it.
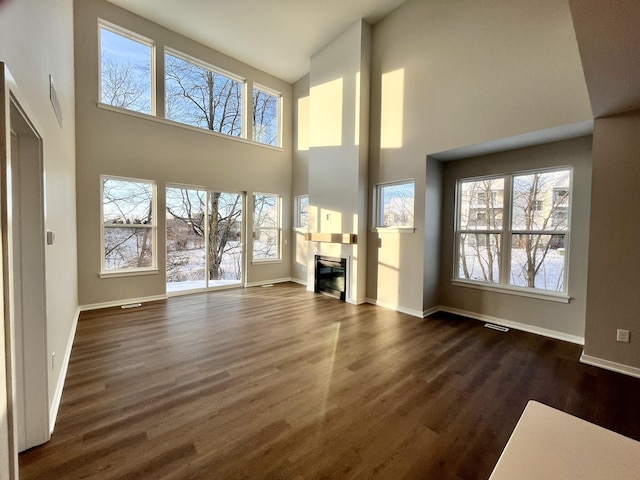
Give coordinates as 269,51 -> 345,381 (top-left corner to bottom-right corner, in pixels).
304,232 -> 358,244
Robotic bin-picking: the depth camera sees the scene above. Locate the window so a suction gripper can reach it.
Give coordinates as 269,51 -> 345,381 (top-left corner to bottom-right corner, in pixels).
165,50 -> 244,137
99,22 -> 154,114
455,168 -> 571,294
252,85 -> 280,146
295,195 -> 309,228
253,194 -> 281,261
102,176 -> 156,273
374,180 -> 415,228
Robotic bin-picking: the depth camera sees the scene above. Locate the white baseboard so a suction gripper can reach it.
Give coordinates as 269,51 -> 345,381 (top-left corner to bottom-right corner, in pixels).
289,277 -> 307,286
438,306 -> 585,345
580,353 -> 640,379
423,306 -> 441,318
245,277 -> 292,288
365,298 -> 424,318
49,306 -> 80,433
79,294 -> 168,312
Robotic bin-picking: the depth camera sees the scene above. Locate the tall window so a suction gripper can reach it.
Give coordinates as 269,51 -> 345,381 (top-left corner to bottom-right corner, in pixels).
253,194 -> 281,261
374,180 -> 415,228
165,50 -> 244,137
295,195 -> 309,228
253,85 -> 280,146
102,176 -> 156,273
456,168 -> 571,293
99,22 -> 153,114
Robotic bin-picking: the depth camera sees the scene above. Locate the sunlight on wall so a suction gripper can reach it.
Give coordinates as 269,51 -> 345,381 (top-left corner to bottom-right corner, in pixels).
320,208 -> 343,233
295,232 -> 308,266
310,78 -> 343,147
355,72 -> 360,146
378,234 -> 401,307
380,68 -> 405,149
297,95 -> 309,151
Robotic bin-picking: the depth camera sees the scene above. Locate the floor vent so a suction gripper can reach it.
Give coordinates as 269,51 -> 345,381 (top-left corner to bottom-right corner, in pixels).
261,284 -> 274,288
484,323 -> 509,332
121,303 -> 142,309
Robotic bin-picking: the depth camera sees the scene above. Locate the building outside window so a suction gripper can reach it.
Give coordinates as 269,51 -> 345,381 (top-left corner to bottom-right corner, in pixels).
374,180 -> 415,228
456,168 -> 571,293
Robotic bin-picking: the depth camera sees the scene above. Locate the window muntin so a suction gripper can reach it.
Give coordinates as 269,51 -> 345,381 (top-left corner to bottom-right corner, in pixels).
99,22 -> 154,114
252,85 -> 281,146
253,194 -> 281,261
455,168 -> 571,294
295,195 -> 309,228
375,181 -> 415,228
102,176 -> 156,272
165,50 -> 244,137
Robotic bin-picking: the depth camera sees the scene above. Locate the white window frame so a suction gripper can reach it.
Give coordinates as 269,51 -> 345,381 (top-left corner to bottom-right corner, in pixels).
252,193 -> 281,263
164,47 -> 247,139
252,83 -> 282,147
453,167 -> 573,302
294,194 -> 309,230
100,175 -> 157,277
373,179 -> 415,232
98,19 -> 156,115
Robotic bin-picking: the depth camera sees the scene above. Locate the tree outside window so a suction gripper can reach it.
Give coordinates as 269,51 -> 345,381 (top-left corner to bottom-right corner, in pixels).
253,194 -> 280,261
102,177 -> 155,271
376,181 -> 415,228
253,86 -> 280,146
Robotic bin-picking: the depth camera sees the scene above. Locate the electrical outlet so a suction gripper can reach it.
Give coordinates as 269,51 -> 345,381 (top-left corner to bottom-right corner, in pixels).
616,329 -> 630,343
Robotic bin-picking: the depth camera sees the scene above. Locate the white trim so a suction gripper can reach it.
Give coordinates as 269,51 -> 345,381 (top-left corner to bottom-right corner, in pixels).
579,353 -> 640,379
372,227 -> 416,234
451,279 -> 571,303
79,294 -> 168,312
290,277 -> 307,286
438,306 -> 584,345
244,277 -> 291,288
423,306 -> 441,317
347,297 -> 367,306
99,268 -> 158,279
365,298 -> 424,318
49,307 -> 80,433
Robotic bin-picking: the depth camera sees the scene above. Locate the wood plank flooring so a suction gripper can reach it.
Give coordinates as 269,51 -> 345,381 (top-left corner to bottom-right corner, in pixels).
19,282 -> 640,479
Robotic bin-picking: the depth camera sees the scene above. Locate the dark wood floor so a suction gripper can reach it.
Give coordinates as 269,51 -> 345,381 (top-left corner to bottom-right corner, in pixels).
19,283 -> 640,479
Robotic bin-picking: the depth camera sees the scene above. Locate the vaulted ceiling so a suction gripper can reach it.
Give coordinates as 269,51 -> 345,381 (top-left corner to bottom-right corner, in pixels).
106,0 -> 407,83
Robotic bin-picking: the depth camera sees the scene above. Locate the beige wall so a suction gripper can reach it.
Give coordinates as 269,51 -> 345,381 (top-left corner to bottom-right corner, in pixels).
440,137 -> 593,340
584,112 -> 640,367
307,20 -> 370,304
365,0 -> 592,315
0,0 -> 77,472
74,0 -> 293,306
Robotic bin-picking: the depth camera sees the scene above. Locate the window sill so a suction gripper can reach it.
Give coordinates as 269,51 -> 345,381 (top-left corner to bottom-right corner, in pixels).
97,102 -> 283,151
372,227 -> 416,234
451,279 -> 570,303
252,259 -> 283,265
293,227 -> 308,234
100,268 -> 158,279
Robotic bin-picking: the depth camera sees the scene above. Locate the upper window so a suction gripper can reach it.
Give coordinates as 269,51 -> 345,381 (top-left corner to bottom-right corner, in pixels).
252,85 -> 281,146
374,180 -> 415,228
99,22 -> 154,114
455,168 -> 572,294
165,50 -> 244,137
102,176 -> 156,273
295,195 -> 309,229
253,194 -> 281,261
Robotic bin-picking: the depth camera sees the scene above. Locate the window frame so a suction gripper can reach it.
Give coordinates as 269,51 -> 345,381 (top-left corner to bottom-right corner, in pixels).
373,179 -> 416,232
100,175 -> 158,277
164,47 -> 247,139
98,19 -> 156,116
453,167 -> 573,302
252,192 -> 282,263
294,194 -> 309,230
252,83 -> 282,147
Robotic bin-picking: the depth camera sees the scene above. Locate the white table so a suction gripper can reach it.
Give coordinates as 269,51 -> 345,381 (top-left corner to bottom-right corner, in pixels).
489,400 -> 640,479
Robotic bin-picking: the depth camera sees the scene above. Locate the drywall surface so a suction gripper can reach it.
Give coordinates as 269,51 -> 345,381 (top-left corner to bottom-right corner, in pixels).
440,137 -> 592,339
74,0 -> 293,305
0,0 -> 78,431
584,113 -> 640,368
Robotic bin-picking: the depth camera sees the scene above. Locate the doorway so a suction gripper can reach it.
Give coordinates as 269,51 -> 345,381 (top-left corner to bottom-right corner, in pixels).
166,186 -> 244,293
1,65 -> 50,464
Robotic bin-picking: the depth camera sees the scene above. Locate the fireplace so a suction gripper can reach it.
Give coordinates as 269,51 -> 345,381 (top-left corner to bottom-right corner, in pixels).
314,255 -> 346,301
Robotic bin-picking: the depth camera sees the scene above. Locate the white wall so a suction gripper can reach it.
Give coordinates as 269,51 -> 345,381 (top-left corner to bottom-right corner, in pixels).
74,0 -> 293,306
0,0 -> 78,472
